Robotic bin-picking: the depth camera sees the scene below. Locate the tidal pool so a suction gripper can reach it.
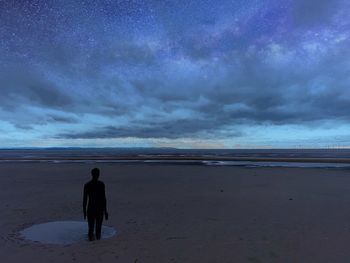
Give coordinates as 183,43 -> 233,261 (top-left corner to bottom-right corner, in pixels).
20,221 -> 116,244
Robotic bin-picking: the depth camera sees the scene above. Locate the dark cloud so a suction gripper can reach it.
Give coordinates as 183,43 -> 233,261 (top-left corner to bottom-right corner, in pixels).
58,119 -> 243,139
14,124 -> 34,130
0,65 -> 73,110
46,115 -> 79,124
292,0 -> 342,26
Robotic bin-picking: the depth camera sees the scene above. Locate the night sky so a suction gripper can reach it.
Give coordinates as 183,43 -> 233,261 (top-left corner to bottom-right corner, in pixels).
1,0 -> 349,148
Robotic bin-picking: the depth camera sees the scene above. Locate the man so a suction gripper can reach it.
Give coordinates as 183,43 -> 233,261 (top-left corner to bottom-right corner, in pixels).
83,168 -> 108,241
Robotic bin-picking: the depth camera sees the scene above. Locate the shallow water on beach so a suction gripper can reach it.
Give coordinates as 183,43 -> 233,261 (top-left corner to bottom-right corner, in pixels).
1,148 -> 350,169
202,160 -> 350,168
20,221 -> 116,245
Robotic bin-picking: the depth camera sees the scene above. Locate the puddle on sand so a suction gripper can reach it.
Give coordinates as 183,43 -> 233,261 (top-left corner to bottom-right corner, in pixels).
20,221 -> 116,244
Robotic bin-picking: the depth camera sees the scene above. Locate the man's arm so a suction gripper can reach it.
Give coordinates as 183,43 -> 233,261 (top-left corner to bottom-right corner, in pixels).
103,183 -> 108,220
83,184 -> 88,219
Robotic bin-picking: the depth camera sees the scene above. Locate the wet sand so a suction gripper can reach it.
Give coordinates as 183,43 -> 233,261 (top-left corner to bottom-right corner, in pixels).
1,162 -> 350,262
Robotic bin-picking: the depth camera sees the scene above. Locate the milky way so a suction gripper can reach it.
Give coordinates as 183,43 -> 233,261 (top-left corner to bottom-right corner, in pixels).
1,0 -> 349,148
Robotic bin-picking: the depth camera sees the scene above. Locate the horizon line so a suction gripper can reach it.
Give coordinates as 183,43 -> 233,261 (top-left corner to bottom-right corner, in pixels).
0,147 -> 350,150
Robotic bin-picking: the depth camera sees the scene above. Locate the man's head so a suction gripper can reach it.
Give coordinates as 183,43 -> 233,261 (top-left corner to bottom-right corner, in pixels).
91,168 -> 100,180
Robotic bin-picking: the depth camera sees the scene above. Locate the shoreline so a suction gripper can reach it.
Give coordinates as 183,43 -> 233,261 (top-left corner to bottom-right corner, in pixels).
1,156 -> 350,163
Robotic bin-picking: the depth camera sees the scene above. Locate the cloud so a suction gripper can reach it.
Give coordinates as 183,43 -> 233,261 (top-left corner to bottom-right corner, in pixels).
0,64 -> 73,110
58,118 -> 243,139
47,115 -> 78,123
14,124 -> 34,130
4,28 -> 350,140
0,0 -> 349,146
292,0 -> 342,26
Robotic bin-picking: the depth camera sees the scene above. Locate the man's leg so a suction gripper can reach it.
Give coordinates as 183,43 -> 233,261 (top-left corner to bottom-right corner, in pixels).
95,212 -> 104,240
87,212 -> 95,241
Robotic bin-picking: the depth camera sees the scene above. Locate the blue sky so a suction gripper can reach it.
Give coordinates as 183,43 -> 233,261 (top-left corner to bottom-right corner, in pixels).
1,0 -> 350,148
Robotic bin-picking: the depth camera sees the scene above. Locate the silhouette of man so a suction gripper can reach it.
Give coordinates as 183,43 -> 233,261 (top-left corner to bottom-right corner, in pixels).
83,168 -> 108,241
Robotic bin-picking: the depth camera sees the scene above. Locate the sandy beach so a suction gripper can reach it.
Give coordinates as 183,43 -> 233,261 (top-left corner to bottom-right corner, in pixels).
1,162 -> 350,262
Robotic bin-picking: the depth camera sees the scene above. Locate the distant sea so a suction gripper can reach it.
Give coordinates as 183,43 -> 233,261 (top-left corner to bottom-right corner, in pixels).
1,148 -> 350,168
